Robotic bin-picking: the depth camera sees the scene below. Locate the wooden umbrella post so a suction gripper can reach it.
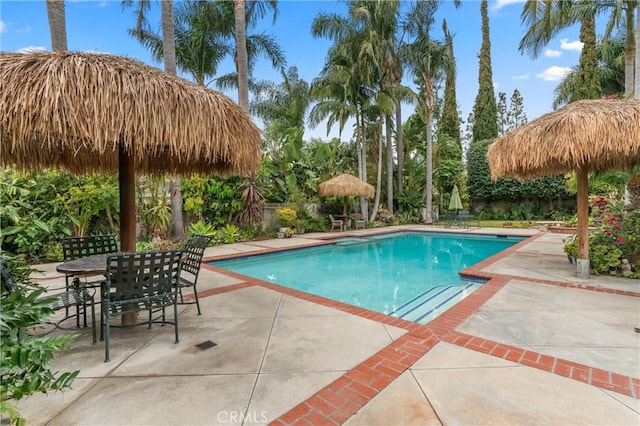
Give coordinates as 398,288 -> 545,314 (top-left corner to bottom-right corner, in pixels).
119,141 -> 136,253
119,141 -> 138,325
576,165 -> 590,279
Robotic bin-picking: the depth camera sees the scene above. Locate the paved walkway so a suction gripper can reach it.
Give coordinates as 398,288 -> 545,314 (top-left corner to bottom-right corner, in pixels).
13,226 -> 640,425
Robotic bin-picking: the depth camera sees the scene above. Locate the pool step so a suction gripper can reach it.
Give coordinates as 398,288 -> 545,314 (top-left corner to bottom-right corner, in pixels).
390,282 -> 482,324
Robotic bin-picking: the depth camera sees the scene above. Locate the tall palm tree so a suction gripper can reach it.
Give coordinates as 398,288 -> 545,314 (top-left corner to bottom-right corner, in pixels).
252,66 -> 311,145
46,0 -> 67,52
129,0 -> 232,85
234,0 -> 249,111
311,8 -> 375,217
401,2 -> 447,224
351,0 -> 400,215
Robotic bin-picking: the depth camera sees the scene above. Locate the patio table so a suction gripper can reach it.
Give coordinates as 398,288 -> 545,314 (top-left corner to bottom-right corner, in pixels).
57,254 -> 136,325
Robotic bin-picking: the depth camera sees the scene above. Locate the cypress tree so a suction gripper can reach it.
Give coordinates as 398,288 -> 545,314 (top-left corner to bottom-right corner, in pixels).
496,92 -> 508,136
573,15 -> 602,101
472,0 -> 498,142
439,19 -> 460,146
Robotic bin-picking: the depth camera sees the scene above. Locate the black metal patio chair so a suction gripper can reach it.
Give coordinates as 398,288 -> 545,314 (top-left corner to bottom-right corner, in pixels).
60,234 -> 119,326
178,234 -> 213,315
1,257 -> 96,343
101,250 -> 183,362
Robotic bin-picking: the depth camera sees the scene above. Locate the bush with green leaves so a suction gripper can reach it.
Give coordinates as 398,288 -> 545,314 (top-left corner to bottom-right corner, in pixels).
0,257 -> 79,425
218,224 -> 242,244
275,208 -> 297,227
181,176 -> 244,227
1,169 -> 118,261
187,220 -> 217,238
467,139 -> 572,209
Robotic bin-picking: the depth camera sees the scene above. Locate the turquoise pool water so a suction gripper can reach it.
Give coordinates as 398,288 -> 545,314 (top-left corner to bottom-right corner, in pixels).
210,232 -> 521,324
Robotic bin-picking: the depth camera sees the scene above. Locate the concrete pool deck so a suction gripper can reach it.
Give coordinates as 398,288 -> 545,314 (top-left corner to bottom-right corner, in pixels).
13,226 -> 640,425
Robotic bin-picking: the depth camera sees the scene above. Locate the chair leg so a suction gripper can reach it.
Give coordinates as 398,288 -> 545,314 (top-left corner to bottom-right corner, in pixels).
193,285 -> 201,315
72,277 -> 82,328
104,309 -> 110,362
90,296 -> 96,344
173,301 -> 179,344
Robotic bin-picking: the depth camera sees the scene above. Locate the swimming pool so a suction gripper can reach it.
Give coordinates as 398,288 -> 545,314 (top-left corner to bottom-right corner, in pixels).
211,232 -> 521,324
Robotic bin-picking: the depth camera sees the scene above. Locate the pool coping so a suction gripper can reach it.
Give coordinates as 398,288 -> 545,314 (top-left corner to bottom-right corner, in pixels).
197,228 -> 639,425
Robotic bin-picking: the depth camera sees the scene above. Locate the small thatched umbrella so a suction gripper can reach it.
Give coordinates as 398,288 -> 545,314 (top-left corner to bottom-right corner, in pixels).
1,51 -> 262,252
488,99 -> 640,278
318,173 -> 375,216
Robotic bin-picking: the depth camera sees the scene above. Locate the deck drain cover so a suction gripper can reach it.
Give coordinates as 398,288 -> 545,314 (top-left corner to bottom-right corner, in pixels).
196,340 -> 217,350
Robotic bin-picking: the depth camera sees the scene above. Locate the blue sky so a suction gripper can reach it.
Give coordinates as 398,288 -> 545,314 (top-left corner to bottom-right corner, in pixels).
0,0 -> 591,140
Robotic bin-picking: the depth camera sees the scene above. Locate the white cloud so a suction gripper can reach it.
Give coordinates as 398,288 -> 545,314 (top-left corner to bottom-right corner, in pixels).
17,46 -> 46,53
0,20 -> 7,34
544,49 -> 562,58
98,1 -> 108,8
493,81 -> 501,90
512,73 -> 530,81
560,38 -> 583,52
494,0 -> 526,11
536,66 -> 572,81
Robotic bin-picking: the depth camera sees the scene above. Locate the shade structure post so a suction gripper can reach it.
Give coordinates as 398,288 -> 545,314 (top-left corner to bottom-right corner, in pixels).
119,142 -> 136,253
118,141 -> 138,325
576,165 -> 590,279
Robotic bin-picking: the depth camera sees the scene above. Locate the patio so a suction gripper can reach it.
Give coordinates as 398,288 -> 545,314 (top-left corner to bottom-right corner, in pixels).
14,226 -> 640,425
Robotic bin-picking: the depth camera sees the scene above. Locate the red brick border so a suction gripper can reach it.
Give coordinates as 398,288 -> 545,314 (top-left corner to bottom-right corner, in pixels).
444,330 -> 639,398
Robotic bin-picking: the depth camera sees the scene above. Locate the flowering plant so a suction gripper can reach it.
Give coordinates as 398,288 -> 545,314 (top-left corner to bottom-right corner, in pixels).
565,209 -> 639,276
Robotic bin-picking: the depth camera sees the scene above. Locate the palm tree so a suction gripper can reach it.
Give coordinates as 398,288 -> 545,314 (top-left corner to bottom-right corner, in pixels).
234,0 -> 249,110
46,0 -> 67,52
129,0 -> 232,85
311,8 -> 375,217
401,2 -> 447,224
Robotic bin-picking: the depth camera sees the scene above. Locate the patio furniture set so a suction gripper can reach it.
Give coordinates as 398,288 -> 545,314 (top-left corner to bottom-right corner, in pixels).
437,212 -> 481,229
329,213 -> 366,232
1,234 -> 211,362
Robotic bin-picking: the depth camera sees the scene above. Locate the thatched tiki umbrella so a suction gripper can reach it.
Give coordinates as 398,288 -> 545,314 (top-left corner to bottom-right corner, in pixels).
488,99 -> 640,279
1,51 -> 262,252
318,174 -> 375,216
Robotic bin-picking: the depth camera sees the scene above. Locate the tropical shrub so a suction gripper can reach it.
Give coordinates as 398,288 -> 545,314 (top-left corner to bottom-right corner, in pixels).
181,176 -> 244,227
275,208 -> 297,227
0,256 -> 79,425
187,220 -> 217,238
1,170 -> 118,261
218,224 -> 241,244
374,208 -> 397,226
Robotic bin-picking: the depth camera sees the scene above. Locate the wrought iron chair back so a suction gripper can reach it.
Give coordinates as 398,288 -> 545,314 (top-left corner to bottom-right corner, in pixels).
61,234 -> 119,261
178,234 -> 213,315
60,234 -> 118,327
101,249 -> 183,362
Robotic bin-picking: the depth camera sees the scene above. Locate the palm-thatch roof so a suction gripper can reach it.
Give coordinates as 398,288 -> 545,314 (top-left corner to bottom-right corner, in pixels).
318,174 -> 375,198
488,99 -> 640,180
0,51 -> 262,176
487,98 -> 640,279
